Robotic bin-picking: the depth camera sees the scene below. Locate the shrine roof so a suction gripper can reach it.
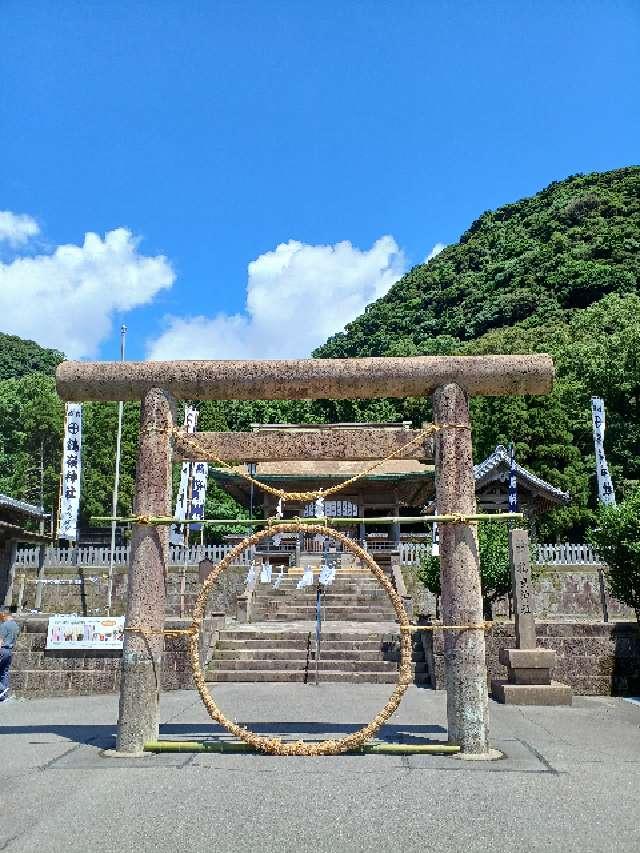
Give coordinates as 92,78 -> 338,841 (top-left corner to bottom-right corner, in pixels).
0,493 -> 48,521
473,445 -> 570,504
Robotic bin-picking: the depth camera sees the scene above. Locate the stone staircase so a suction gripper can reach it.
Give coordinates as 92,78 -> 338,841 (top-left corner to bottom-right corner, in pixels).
206,627 -> 403,683
205,568 -> 425,684
251,570 -> 398,623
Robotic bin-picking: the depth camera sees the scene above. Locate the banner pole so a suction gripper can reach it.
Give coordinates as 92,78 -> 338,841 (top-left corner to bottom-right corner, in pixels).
108,324 -> 127,615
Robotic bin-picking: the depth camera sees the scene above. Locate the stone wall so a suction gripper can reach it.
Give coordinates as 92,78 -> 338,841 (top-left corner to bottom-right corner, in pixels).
10,616 -> 640,699
8,616 -> 223,697
406,565 -> 635,622
10,565 -> 247,618
422,621 -> 640,696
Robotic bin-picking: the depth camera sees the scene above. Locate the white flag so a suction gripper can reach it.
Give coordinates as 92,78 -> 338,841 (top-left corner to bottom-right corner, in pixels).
591,397 -> 616,506
57,403 -> 82,541
272,568 -> 284,589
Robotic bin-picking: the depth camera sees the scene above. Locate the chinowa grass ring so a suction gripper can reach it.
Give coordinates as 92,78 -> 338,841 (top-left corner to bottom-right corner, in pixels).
188,522 -> 413,756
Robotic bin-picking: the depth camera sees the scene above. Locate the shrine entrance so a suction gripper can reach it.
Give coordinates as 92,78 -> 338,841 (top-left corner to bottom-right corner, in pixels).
56,354 -> 554,756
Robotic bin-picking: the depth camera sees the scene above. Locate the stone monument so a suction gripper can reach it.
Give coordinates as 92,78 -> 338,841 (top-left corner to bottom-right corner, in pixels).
491,528 -> 572,705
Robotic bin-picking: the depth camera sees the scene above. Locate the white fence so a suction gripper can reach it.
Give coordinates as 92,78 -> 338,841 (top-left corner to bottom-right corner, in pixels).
12,541 -> 604,571
11,543 -> 248,570
397,542 -> 604,568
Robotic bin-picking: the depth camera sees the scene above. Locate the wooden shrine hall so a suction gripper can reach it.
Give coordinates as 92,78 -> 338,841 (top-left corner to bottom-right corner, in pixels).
210,422 -> 433,549
211,425 -> 570,550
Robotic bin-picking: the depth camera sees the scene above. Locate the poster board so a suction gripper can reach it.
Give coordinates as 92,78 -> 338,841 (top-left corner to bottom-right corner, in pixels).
46,616 -> 125,650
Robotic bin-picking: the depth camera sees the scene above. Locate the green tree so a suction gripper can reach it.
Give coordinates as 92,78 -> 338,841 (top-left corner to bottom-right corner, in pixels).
0,373 -> 64,515
588,489 -> 640,623
418,521 -> 514,617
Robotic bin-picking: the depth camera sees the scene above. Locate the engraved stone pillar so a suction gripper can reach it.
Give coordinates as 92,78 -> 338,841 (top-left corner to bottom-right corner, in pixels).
116,388 -> 174,754
433,383 -> 489,753
509,528 -> 536,649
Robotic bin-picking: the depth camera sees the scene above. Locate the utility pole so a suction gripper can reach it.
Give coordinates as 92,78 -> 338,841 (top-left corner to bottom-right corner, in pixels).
107,324 -> 127,614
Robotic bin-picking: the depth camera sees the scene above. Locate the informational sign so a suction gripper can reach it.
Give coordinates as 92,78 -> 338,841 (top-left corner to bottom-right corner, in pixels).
57,403 -> 82,541
303,500 -> 358,518
46,615 -> 124,650
170,406 -> 209,544
591,397 -> 616,506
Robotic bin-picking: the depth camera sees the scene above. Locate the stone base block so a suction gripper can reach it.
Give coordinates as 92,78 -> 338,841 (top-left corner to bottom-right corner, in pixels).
491,679 -> 572,706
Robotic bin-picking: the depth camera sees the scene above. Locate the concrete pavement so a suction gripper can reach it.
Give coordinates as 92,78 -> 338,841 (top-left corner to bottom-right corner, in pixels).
1,685 -> 640,852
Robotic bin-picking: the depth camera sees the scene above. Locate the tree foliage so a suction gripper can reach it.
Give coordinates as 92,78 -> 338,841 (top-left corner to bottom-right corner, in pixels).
418,521 -> 513,615
0,333 -> 63,380
588,489 -> 640,623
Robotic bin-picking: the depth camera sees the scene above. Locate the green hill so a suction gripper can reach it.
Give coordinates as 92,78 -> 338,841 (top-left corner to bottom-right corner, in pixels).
316,167 -> 640,358
0,332 -> 63,380
315,167 -> 640,539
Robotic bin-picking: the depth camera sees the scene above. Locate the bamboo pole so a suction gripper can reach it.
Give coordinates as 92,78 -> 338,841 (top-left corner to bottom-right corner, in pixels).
92,512 -> 524,527
142,740 -> 460,755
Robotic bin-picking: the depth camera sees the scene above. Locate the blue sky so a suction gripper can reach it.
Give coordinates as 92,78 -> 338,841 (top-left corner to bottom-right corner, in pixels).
1,1 -> 638,360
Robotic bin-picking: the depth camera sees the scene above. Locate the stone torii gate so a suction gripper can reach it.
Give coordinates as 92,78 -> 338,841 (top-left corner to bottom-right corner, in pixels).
56,354 -> 554,755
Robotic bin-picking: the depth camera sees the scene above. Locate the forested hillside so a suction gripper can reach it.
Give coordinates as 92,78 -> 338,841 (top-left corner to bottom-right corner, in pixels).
312,168 -> 640,538
0,333 -> 63,380
316,167 -> 640,358
1,167 -> 638,539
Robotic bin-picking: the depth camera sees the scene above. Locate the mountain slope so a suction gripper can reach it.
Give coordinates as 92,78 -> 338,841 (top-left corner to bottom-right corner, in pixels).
315,167 -> 640,359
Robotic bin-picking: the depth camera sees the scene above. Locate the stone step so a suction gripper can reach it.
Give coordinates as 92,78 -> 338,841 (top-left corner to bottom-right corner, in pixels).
254,594 -> 391,607
208,658 -> 399,672
270,607 -> 396,620
255,582 -> 386,592
216,638 -> 391,651
212,648 -> 391,661
219,629 -> 396,640
206,669 -> 399,684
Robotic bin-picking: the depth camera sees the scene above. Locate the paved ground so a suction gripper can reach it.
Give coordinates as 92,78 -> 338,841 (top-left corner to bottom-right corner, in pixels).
1,686 -> 640,852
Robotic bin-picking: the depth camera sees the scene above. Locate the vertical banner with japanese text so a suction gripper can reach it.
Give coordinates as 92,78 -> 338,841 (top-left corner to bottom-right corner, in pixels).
57,403 -> 82,541
591,397 -> 616,506
508,443 -> 519,513
169,406 -> 208,545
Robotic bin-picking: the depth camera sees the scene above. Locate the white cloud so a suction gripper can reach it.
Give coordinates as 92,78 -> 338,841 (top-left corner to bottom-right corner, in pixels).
0,211 -> 40,247
424,242 -> 446,263
0,226 -> 174,358
147,236 -> 405,360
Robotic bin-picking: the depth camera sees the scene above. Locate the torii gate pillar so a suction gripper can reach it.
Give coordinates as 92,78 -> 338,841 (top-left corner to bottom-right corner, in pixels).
434,383 -> 488,752
116,387 -> 174,754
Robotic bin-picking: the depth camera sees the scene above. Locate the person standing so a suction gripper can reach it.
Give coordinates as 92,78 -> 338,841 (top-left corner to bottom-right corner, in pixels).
0,611 -> 20,701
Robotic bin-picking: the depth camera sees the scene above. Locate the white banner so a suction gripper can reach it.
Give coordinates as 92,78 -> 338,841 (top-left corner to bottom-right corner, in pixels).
170,406 -> 208,545
57,403 -> 82,541
591,397 -> 616,506
46,615 -> 124,650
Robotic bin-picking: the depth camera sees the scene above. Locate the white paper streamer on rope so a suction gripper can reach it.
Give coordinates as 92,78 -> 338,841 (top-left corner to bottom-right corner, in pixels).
591,397 -> 616,506
245,565 -> 257,586
260,563 -> 272,583
431,522 -> 440,557
297,566 -> 314,590
315,493 -> 325,518
319,564 -> 334,586
57,403 -> 82,541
